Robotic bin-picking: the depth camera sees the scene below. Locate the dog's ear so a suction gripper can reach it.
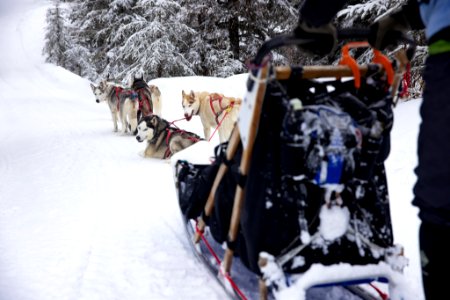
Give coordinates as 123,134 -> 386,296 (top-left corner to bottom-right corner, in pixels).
190,90 -> 195,98
99,81 -> 105,91
90,83 -> 96,92
135,70 -> 144,80
182,90 -> 185,97
150,116 -> 158,127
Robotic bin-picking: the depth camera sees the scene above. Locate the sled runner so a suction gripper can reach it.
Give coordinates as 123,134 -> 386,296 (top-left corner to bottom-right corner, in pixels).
173,29 -> 415,300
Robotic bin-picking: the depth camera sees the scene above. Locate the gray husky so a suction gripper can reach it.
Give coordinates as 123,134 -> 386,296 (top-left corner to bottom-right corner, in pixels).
136,115 -> 201,159
90,80 -> 139,135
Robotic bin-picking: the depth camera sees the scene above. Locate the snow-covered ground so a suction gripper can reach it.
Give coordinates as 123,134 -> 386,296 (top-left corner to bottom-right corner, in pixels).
0,1 -> 424,300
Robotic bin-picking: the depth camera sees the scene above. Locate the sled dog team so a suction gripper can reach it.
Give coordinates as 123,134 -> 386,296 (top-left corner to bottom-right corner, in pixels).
90,74 -> 242,159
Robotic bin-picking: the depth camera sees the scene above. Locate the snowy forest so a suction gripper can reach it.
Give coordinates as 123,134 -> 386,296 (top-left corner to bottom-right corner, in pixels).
43,0 -> 425,96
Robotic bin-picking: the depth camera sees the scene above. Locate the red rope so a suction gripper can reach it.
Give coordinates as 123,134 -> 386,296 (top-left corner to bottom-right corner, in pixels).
399,63 -> 411,99
369,282 -> 389,300
194,222 -> 248,300
195,223 -> 387,300
208,111 -> 229,141
169,117 -> 187,129
195,225 -> 221,265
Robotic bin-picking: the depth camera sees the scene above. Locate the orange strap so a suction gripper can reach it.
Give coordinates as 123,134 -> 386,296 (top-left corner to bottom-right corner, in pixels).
372,49 -> 394,85
339,42 -> 394,89
339,42 -> 365,88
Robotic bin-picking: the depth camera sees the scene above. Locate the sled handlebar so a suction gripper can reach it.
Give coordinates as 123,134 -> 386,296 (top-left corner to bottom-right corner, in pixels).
252,28 -> 416,66
336,28 -> 373,40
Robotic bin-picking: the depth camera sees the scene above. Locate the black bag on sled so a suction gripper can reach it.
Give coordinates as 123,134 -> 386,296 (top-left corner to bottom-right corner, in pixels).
175,68 -> 395,277
176,140 -> 242,245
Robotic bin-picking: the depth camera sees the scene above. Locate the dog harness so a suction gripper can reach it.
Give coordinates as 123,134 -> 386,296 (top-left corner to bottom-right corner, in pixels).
136,89 -> 153,116
114,87 -> 123,111
208,94 -> 240,124
164,127 -> 201,159
132,79 -> 153,117
114,86 -> 138,111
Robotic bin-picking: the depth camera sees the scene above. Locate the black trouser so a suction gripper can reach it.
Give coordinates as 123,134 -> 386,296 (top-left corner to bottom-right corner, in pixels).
413,51 -> 450,299
413,51 -> 450,221
419,222 -> 450,300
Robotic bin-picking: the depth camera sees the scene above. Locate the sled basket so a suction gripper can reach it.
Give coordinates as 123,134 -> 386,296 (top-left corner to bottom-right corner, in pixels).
173,30 -> 415,300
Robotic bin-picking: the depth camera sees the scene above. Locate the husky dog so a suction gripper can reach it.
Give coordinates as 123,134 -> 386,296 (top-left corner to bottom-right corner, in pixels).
129,74 -> 162,119
181,90 -> 241,143
91,80 -> 139,134
136,115 -> 201,159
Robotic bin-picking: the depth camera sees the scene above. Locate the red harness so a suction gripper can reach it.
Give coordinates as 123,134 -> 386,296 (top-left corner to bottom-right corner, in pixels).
136,88 -> 153,117
164,127 -> 200,159
114,87 -> 139,111
208,94 -> 237,124
114,87 -> 123,111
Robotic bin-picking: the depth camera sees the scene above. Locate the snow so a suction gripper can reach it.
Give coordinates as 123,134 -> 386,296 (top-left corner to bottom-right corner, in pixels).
0,1 -> 424,300
318,205 -> 350,241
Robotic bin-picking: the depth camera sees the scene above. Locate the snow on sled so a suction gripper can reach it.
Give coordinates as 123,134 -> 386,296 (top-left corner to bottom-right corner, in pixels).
172,30 -> 415,300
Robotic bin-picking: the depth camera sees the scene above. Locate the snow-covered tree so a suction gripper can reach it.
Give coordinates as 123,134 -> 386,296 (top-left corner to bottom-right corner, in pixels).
181,0 -> 301,76
45,0 -> 423,97
64,41 -> 97,79
43,0 -> 68,67
180,0 -> 245,76
47,0 -> 303,79
67,0 -> 142,81
65,0 -> 110,80
112,0 -> 197,81
234,0 -> 301,65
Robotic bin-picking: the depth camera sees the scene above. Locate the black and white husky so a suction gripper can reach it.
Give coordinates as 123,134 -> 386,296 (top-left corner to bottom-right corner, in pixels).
136,115 -> 201,159
90,80 -> 139,135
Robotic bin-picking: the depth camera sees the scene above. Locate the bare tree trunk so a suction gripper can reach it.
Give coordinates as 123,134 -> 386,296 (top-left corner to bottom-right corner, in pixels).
228,13 -> 240,59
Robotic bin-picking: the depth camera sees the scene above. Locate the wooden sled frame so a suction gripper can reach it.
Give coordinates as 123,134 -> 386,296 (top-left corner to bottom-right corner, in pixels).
192,32 -> 415,300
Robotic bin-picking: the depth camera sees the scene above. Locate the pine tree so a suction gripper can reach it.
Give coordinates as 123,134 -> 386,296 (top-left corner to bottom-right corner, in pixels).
181,0 -> 301,76
64,37 -> 97,79
46,0 -> 424,98
48,0 -> 302,79
64,0 -> 119,80
181,0 -> 245,77
113,0 -> 197,81
43,0 -> 68,67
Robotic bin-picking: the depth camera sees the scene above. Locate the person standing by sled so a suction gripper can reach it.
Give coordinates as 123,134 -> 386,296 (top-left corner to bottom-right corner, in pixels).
294,0 -> 450,299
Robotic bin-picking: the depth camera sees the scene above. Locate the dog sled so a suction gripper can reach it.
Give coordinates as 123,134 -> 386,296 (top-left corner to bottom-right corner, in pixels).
172,29 -> 415,300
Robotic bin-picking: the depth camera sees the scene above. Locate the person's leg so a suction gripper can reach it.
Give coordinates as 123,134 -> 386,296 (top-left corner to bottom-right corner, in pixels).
413,52 -> 450,299
413,52 -> 450,216
419,221 -> 450,300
